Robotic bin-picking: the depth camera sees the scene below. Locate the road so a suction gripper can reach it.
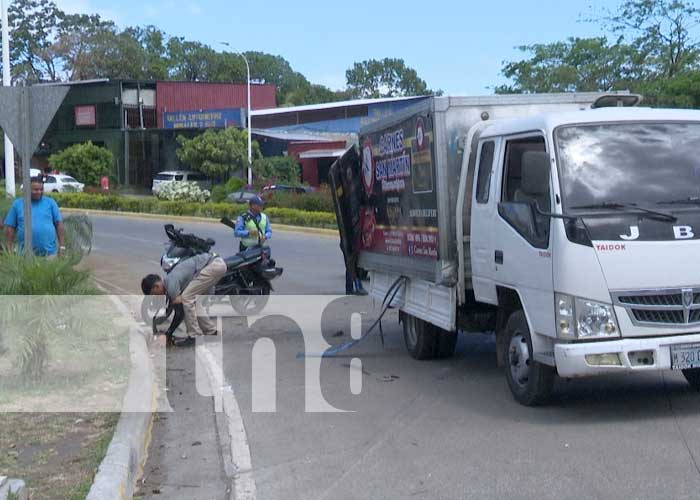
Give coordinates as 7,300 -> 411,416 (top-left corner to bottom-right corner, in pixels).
85,213 -> 700,500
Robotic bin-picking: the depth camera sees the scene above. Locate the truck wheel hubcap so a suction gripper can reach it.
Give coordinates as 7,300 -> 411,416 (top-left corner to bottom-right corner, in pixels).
508,334 -> 530,388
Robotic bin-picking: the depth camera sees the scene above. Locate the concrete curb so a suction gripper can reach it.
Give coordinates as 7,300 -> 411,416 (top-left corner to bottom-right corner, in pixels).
0,477 -> 28,500
60,208 -> 339,237
85,297 -> 157,500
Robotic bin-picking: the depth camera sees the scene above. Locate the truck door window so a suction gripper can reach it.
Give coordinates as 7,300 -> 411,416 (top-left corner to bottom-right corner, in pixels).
502,136 -> 547,204
475,141 -> 495,203
499,136 -> 550,248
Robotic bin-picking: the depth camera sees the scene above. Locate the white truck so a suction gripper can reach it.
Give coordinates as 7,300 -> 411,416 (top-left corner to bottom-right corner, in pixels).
331,92 -> 700,405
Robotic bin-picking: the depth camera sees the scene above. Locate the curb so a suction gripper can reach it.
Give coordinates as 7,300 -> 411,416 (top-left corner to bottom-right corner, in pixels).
85,297 -> 157,500
60,208 -> 339,237
0,477 -> 28,500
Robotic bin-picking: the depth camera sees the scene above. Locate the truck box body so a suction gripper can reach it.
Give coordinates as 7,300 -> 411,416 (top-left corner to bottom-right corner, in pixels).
332,93 -> 618,288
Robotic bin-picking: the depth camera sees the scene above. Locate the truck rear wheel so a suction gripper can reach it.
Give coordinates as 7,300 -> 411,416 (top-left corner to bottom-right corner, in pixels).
503,310 -> 554,406
402,313 -> 436,360
402,313 -> 458,360
682,368 -> 700,390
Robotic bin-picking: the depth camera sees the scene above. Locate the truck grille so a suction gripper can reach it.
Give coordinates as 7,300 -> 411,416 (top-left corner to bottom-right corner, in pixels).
613,288 -> 700,327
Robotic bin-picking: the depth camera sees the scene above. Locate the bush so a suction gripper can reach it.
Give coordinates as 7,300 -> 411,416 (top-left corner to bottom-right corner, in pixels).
0,253 -> 97,381
252,156 -> 301,186
50,193 -> 338,228
264,186 -> 334,213
210,177 -> 250,203
156,181 -> 211,203
48,141 -> 113,186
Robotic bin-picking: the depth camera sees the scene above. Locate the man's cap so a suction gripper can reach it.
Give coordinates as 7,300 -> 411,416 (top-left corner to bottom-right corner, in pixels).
249,195 -> 265,206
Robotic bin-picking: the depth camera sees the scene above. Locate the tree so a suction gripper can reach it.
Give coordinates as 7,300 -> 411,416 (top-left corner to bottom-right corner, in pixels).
496,37 -> 642,93
6,0 -> 61,82
48,141 -> 112,186
176,127 -> 261,179
599,0 -> 700,78
637,70 -> 700,107
251,156 -> 301,185
346,58 -> 435,98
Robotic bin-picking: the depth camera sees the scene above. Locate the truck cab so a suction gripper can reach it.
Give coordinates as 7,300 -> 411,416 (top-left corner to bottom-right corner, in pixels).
469,107 -> 700,404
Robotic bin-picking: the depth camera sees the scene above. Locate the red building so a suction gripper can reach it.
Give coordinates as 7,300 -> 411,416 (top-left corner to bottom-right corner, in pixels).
156,81 -> 277,128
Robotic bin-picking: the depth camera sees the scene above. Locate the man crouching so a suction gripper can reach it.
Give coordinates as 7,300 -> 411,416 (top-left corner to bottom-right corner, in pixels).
142,252 -> 227,346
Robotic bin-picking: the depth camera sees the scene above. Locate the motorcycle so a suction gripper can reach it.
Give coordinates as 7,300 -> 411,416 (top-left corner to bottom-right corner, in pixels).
141,217 -> 284,330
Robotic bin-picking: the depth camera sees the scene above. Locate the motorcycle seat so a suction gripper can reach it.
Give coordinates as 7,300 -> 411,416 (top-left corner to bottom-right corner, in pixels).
224,254 -> 246,269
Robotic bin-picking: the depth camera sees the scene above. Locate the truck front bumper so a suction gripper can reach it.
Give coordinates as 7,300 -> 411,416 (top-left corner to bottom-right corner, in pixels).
554,332 -> 700,378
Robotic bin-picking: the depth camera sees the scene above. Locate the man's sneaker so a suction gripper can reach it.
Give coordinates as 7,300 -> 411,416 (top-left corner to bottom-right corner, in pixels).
354,288 -> 369,296
173,336 -> 196,347
203,330 -> 219,336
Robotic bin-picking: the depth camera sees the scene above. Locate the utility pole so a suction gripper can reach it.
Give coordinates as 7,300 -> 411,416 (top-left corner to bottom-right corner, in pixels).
221,42 -> 253,186
1,0 -> 15,198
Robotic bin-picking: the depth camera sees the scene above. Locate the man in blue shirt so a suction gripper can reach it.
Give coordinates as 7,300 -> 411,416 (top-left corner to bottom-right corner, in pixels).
4,177 -> 65,256
234,196 -> 272,252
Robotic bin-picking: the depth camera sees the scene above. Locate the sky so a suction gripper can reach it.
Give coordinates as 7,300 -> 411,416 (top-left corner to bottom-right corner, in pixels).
54,0 -> 615,95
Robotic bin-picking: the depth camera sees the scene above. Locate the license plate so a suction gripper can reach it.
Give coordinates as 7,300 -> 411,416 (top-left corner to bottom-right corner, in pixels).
671,343 -> 700,370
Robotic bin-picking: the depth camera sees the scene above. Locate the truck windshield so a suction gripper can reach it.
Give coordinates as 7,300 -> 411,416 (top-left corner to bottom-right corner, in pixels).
555,122 -> 700,210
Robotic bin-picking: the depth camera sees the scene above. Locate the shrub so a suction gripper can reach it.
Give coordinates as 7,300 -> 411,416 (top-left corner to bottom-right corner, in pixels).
225,177 -> 246,192
156,181 -> 211,203
176,128 -> 262,179
264,186 -> 334,213
0,253 -> 97,381
252,156 -> 301,186
50,193 -> 338,228
48,141 -> 113,186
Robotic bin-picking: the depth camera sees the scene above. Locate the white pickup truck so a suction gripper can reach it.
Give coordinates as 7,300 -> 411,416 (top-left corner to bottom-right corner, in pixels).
332,92 -> 700,405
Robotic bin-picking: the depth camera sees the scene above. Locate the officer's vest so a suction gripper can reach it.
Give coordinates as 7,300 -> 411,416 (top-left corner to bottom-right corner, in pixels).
241,213 -> 268,248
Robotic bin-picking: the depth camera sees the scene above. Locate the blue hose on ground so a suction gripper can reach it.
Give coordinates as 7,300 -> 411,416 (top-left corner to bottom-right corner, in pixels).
297,276 -> 407,358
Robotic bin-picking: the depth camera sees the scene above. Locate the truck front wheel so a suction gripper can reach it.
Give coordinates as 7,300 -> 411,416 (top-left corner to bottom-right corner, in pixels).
503,310 -> 554,406
682,369 -> 700,390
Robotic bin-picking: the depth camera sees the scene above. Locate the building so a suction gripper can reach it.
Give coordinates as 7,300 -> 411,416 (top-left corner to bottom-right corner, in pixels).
38,79 -> 428,188
39,79 -> 276,188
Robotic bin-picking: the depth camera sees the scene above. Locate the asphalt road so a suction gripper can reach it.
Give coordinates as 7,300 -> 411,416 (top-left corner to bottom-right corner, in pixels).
85,213 -> 700,500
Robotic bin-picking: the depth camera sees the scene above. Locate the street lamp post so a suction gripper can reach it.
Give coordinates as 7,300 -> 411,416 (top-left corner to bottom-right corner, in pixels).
221,42 -> 252,186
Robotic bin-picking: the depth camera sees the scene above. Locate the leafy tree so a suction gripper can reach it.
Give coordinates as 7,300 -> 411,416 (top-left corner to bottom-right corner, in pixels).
6,0 -> 61,82
599,0 -> 700,78
48,141 -> 112,186
53,13 -> 119,80
251,156 -> 301,185
637,70 -> 700,107
346,58 -> 435,98
496,37 -> 641,93
176,127 -> 261,179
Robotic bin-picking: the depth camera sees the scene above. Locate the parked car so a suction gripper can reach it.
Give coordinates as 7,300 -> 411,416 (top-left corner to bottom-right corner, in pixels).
227,190 -> 260,204
152,171 -> 211,195
260,184 -> 314,200
42,174 -> 84,193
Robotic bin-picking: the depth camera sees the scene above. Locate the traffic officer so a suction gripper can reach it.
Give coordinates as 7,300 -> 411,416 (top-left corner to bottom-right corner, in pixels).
234,195 -> 272,252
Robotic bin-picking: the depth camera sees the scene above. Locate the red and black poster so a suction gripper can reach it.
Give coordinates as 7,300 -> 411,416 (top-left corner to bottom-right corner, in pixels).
357,113 -> 439,260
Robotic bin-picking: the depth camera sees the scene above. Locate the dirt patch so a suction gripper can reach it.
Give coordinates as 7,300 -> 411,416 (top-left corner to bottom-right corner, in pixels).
0,412 -> 119,499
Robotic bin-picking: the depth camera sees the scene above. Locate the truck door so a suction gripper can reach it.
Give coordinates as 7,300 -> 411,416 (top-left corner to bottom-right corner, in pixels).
329,146 -> 362,273
470,138 -> 500,304
492,134 -> 554,332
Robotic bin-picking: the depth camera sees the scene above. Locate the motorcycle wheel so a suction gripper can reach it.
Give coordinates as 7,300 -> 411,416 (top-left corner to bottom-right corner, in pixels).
230,281 -> 271,316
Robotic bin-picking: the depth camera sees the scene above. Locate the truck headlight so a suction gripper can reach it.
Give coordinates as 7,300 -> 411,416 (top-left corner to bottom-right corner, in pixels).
555,293 -> 619,339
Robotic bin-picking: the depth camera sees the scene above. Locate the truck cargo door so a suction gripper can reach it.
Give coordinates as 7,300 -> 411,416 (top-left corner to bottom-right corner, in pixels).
330,145 -> 362,274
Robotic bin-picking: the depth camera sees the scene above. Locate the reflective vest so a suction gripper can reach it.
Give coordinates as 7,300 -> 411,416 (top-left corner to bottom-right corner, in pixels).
241,212 -> 268,248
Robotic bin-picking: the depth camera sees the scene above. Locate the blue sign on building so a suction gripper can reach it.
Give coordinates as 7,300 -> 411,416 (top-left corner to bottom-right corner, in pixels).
163,108 -> 245,129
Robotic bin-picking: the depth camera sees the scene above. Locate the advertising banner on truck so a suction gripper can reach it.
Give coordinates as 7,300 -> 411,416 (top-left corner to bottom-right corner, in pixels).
358,112 -> 439,260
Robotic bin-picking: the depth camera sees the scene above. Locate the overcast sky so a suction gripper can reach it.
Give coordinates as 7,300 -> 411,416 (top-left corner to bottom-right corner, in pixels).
54,0 -> 614,95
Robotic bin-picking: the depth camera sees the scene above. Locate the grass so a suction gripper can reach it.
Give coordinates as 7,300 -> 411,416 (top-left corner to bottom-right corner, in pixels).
0,412 -> 119,499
